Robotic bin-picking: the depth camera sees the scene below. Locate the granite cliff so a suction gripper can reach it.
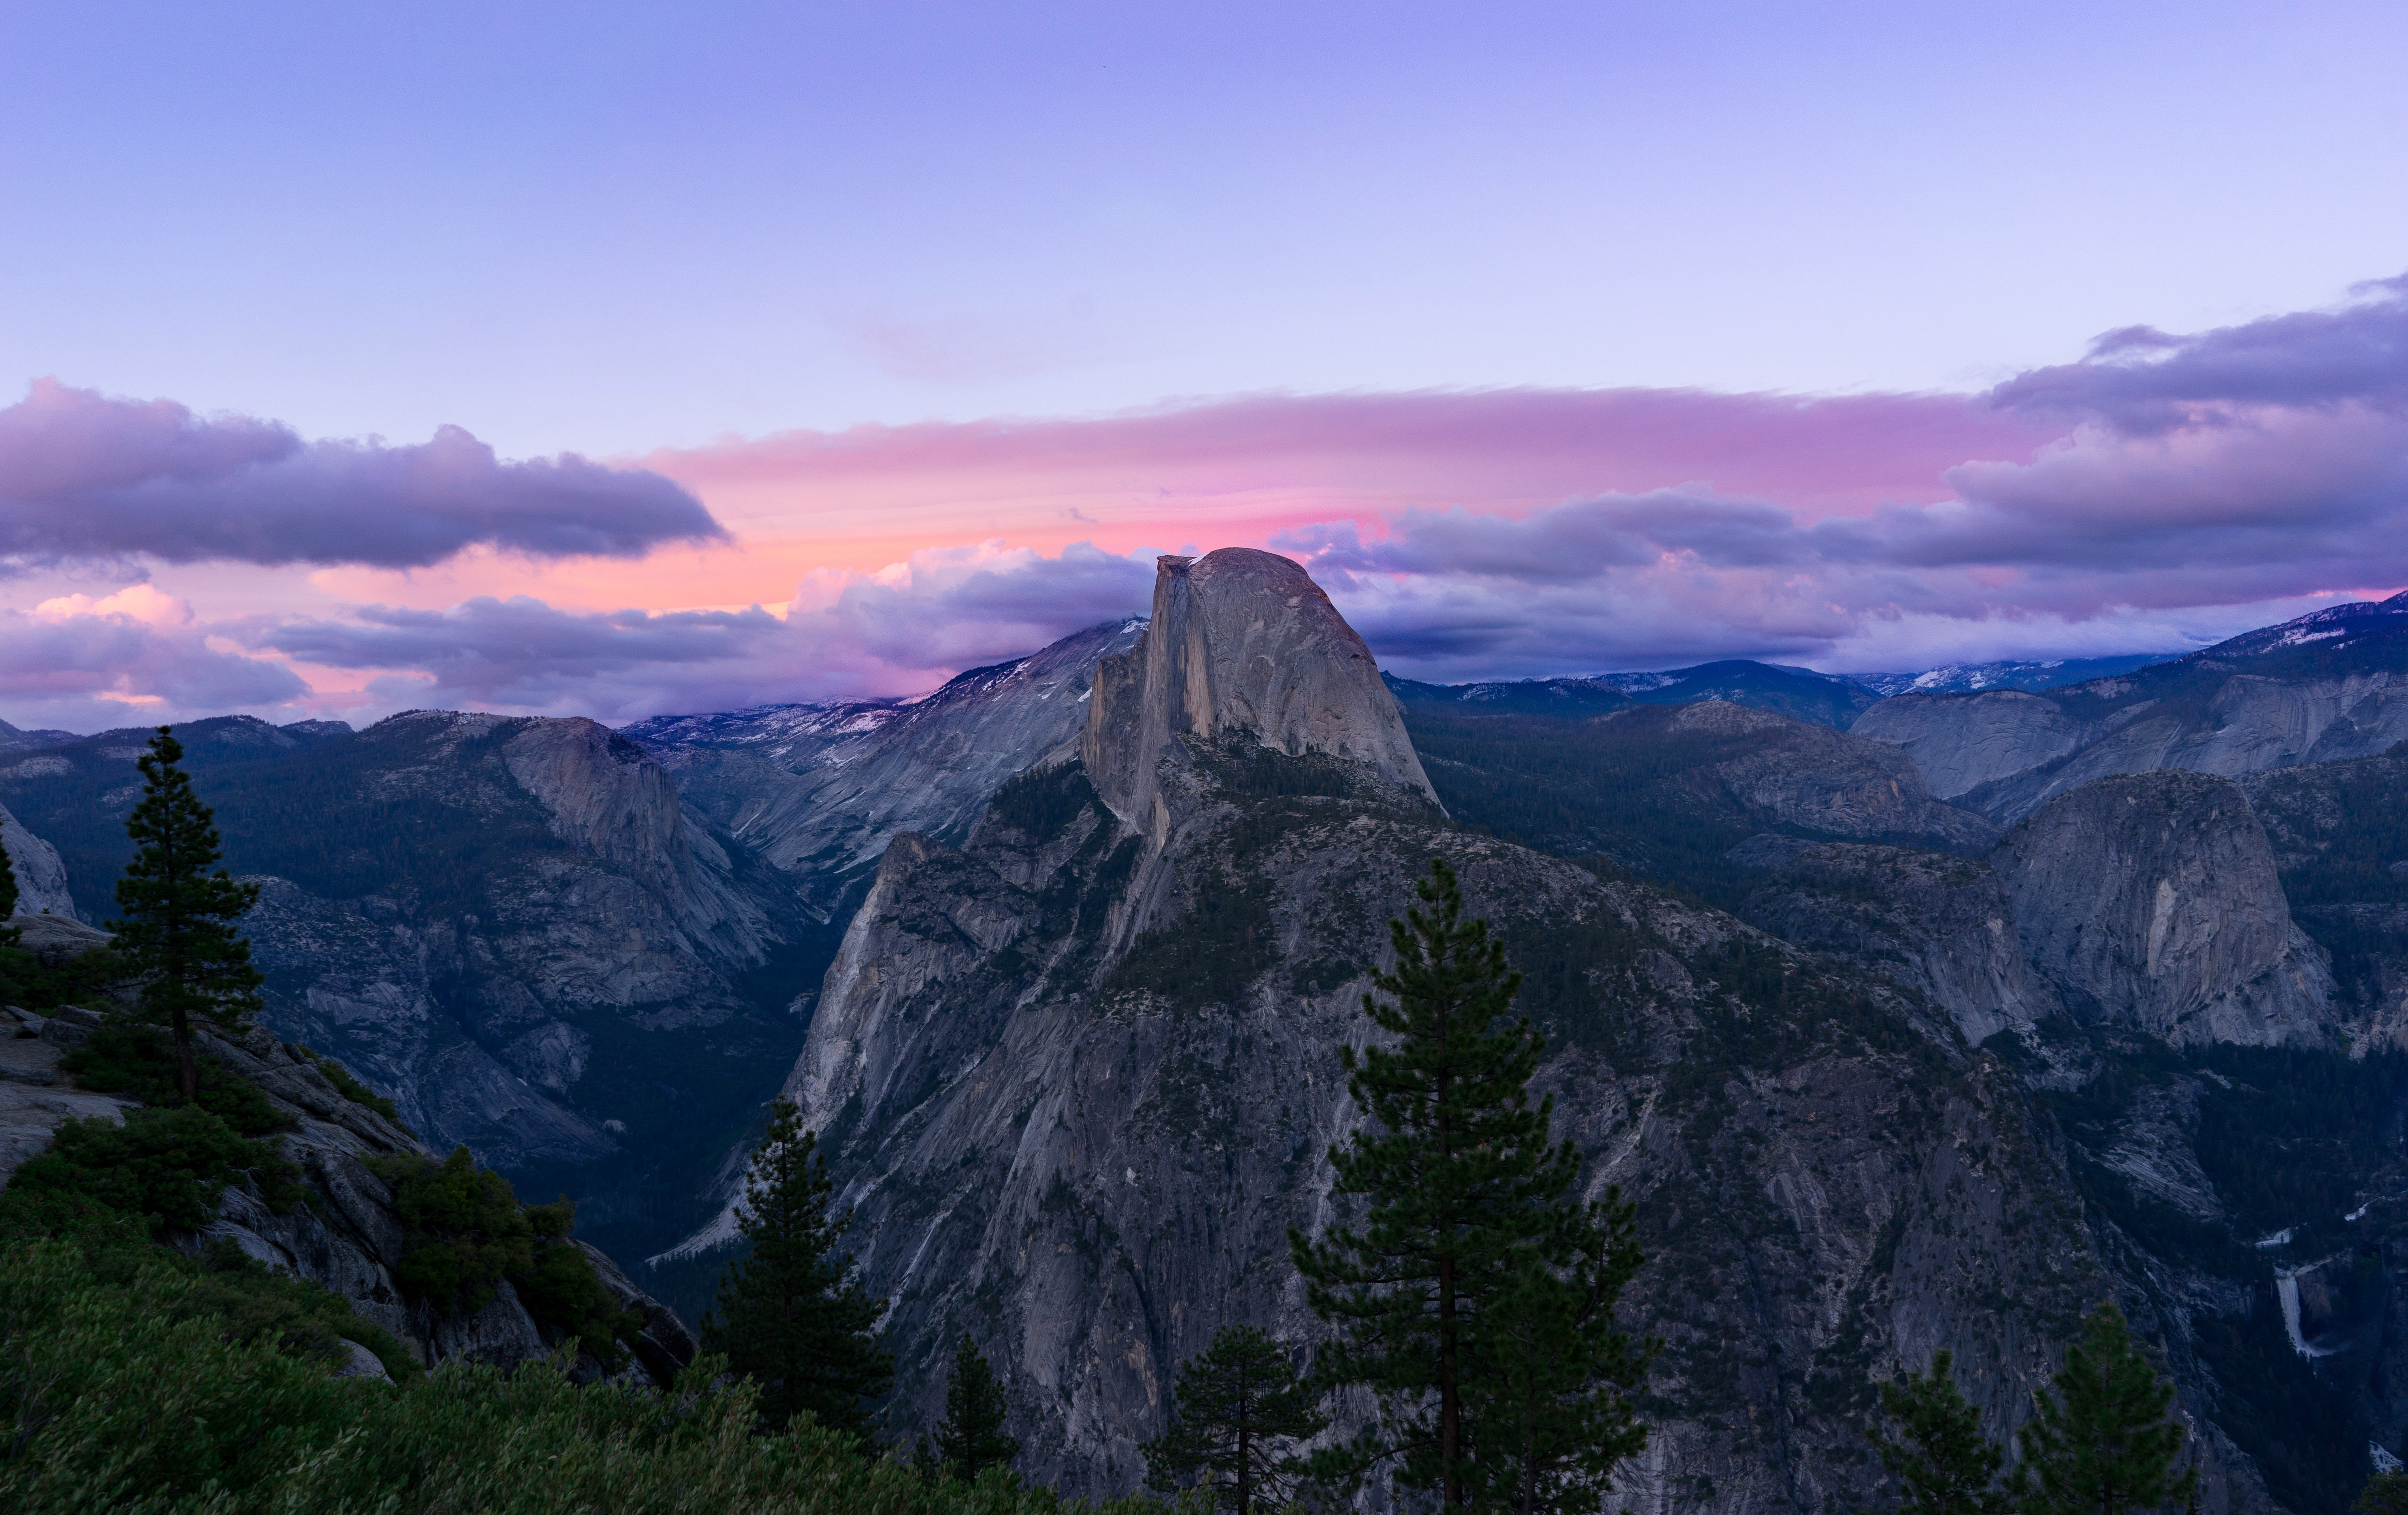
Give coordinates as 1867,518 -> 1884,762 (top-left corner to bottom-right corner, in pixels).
683,552 -> 2317,1513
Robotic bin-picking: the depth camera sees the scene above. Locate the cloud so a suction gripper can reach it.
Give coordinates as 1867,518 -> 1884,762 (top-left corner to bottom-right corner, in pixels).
13,276 -> 2408,723
0,380 -> 726,571
1989,272 -> 2408,431
1253,278 -> 2408,677
0,587 -> 308,729
240,541 -> 1156,718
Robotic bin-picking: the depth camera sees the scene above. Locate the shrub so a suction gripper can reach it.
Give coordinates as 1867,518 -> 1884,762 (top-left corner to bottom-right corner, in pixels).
5,1104 -> 299,1234
374,1148 -> 644,1366
304,1046 -> 403,1120
63,1019 -> 294,1136
0,1235 -> 1169,1513
374,1145 -> 535,1314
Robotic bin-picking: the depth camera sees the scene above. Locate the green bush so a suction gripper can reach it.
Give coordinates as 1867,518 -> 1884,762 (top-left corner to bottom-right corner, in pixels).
0,938 -> 135,1015
375,1147 -> 645,1366
375,1145 -> 535,1314
5,1104 -> 299,1234
0,1235 -> 1169,1514
304,1045 -> 403,1120
63,1019 -> 295,1136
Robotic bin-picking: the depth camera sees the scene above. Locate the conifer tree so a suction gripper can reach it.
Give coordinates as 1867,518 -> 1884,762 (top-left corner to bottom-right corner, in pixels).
1870,1350 -> 2012,1515
1,823 -> 18,921
2016,1304 -> 2196,1515
2355,1471 -> 2408,1515
114,728 -> 263,1103
1291,856 -> 1647,1509
922,1332 -> 1020,1483
703,1097 -> 893,1440
1463,1212 -> 1649,1515
1143,1325 -> 1328,1515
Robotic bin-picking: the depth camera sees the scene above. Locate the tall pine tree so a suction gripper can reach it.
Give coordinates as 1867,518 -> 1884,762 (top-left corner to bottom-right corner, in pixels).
2017,1304 -> 2197,1515
1869,1350 -> 2013,1515
1463,1208 -> 1649,1515
1292,856 -> 1647,1510
1143,1325 -> 1328,1515
114,728 -> 263,1103
703,1097 -> 893,1440
921,1332 -> 1020,1484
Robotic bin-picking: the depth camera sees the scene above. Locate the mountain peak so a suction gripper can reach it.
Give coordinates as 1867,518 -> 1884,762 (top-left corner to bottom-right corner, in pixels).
1084,548 -> 1434,829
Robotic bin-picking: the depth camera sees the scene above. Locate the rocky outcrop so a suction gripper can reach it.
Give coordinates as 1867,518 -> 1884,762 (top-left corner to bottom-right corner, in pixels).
1733,837 -> 2056,1044
726,773 -> 2123,1509
0,1003 -> 697,1384
1,803 -> 75,919
1085,550 -> 1435,832
1850,689 -> 2091,802
1991,771 -> 2333,1047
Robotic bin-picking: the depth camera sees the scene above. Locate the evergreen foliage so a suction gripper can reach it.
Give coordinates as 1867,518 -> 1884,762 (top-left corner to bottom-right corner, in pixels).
0,826 -> 15,919
5,1105 -> 299,1233
0,1237 -> 1156,1515
704,1097 -> 894,1441
1291,857 -> 1648,1510
372,1145 -> 643,1368
303,1045 -> 403,1120
2354,1472 -> 2408,1515
2015,1304 -> 2197,1515
112,727 -> 264,1103
922,1332 -> 1022,1485
1141,1324 -> 1326,1515
64,1019 -> 294,1136
1870,1350 -> 2013,1515
1460,1214 -> 1649,1515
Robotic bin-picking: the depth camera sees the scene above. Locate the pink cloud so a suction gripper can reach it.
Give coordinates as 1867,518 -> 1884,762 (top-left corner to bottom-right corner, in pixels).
10,275 -> 2408,728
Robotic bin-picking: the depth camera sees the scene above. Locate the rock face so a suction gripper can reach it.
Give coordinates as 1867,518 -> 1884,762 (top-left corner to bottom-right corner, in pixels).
1086,550 -> 1435,831
631,620 -> 1148,915
0,1001 -> 697,1385
1990,771 -> 2333,1047
1851,593 -> 2408,820
1630,701 -> 1999,853
747,779 -> 2133,1511
1,803 -> 75,918
0,710 -> 826,1270
1732,838 -> 2057,1045
679,556 -> 2307,1514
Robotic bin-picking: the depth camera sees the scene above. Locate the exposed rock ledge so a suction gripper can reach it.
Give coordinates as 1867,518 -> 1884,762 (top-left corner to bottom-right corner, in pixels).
0,1000 -> 696,1385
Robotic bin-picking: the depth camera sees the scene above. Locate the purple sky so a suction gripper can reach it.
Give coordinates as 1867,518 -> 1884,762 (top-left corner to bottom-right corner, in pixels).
3,3 -> 2406,728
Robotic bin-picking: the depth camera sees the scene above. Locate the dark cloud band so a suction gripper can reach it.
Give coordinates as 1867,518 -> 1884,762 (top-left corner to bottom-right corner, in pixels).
0,381 -> 727,569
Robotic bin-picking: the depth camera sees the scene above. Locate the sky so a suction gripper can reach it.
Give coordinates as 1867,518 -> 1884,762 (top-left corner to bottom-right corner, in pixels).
3,1 -> 2406,731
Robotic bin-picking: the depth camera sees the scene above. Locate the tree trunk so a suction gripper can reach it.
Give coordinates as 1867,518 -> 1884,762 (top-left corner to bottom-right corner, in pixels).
173,1001 -> 197,1103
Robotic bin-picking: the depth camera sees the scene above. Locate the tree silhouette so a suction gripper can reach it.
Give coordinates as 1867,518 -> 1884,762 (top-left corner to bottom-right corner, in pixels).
114,728 -> 263,1103
1143,1325 -> 1326,1515
1870,1350 -> 2012,1515
702,1097 -> 892,1440
2017,1304 -> 2196,1515
1293,856 -> 1648,1510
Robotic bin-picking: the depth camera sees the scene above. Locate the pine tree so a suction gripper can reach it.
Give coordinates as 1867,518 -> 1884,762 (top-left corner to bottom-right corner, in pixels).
1871,1350 -> 2012,1515
114,728 -> 264,1103
702,1097 -> 893,1440
0,822 -> 18,921
1462,1209 -> 1650,1515
1143,1325 -> 1328,1515
921,1332 -> 1020,1483
2017,1304 -> 2197,1515
1291,856 -> 1647,1509
2355,1471 -> 2408,1515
